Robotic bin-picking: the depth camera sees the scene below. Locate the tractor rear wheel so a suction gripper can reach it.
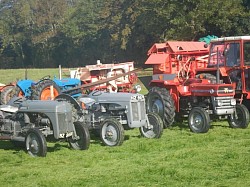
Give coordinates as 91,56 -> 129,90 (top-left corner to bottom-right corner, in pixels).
146,87 -> 175,128
31,79 -> 61,100
188,107 -> 210,133
0,85 -> 15,104
68,122 -> 90,150
228,104 -> 249,128
25,128 -> 47,157
140,112 -> 163,138
100,119 -> 124,146
14,86 -> 25,97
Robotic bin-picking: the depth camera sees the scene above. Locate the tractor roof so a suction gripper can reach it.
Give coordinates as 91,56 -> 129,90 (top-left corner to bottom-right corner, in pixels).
147,41 -> 208,55
211,36 -> 250,42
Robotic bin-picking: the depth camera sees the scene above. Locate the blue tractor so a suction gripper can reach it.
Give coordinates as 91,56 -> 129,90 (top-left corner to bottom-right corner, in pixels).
11,76 -> 81,101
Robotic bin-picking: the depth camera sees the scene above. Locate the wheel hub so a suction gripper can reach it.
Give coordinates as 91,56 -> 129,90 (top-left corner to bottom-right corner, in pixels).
28,139 -> 39,153
192,115 -> 203,128
104,126 -> 117,142
152,99 -> 164,117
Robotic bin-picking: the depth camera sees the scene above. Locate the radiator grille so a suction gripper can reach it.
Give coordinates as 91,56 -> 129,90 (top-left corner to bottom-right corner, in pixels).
140,101 -> 146,120
57,113 -> 67,132
132,102 -> 139,121
131,100 -> 146,121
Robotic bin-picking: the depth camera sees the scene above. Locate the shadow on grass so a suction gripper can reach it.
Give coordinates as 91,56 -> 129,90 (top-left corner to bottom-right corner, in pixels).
89,130 -> 130,146
172,118 -> 230,132
0,140 -> 22,150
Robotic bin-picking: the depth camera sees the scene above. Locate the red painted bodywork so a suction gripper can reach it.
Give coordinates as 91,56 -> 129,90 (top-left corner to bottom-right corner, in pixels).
145,40 -> 238,112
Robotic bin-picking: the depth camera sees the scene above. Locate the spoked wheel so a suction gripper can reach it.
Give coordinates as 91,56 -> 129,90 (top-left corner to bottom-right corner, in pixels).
147,87 -> 175,128
228,104 -> 249,128
0,85 -> 15,104
188,107 -> 210,133
100,119 -> 124,146
68,122 -> 90,150
31,79 -> 61,100
25,128 -> 47,157
140,112 -> 163,138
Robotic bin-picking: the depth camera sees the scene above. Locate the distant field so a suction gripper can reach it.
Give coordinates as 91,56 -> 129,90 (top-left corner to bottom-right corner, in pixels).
0,68 -> 250,186
0,68 -> 151,94
0,68 -> 67,84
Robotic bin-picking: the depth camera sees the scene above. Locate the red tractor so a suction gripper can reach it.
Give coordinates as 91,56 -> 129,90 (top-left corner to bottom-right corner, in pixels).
145,39 -> 249,133
195,36 -> 250,121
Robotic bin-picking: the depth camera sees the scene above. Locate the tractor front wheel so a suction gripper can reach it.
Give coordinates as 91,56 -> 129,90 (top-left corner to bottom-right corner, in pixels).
140,112 -> 163,138
146,87 -> 175,128
100,119 -> 124,146
31,79 -> 61,100
188,107 -> 210,133
228,104 -> 249,128
25,128 -> 47,157
0,85 -> 15,104
68,122 -> 90,150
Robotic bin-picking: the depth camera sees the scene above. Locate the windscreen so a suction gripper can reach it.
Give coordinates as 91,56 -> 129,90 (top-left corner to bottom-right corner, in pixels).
208,42 -> 225,67
244,41 -> 250,65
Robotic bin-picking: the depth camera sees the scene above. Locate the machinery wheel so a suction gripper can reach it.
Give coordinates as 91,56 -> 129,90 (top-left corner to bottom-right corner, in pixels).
100,119 -> 124,146
68,122 -> 90,150
188,107 -> 210,133
14,86 -> 25,97
146,87 -> 175,128
139,112 -> 163,139
0,85 -> 15,104
25,128 -> 47,157
31,79 -> 61,100
228,104 -> 249,128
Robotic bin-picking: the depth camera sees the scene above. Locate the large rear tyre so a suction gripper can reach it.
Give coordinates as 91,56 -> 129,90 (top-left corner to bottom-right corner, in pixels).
146,87 -> 175,128
68,122 -> 90,150
228,104 -> 249,128
31,79 -> 61,100
25,128 -> 47,157
188,107 -> 210,133
140,112 -> 163,139
0,85 -> 15,104
13,86 -> 25,97
100,119 -> 124,146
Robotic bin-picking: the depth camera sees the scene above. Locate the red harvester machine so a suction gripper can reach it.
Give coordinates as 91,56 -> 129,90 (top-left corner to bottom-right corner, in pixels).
145,39 -> 249,133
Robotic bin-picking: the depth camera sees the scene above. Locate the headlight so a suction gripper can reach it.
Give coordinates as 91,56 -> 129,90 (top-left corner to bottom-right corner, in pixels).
133,84 -> 142,93
215,100 -> 223,107
231,99 -> 236,106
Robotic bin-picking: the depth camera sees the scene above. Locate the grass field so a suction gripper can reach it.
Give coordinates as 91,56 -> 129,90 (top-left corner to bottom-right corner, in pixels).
0,69 -> 250,186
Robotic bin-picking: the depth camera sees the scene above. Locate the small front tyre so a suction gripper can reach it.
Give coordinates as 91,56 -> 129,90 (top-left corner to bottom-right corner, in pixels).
188,107 -> 210,133
68,122 -> 90,150
25,128 -> 47,157
100,119 -> 124,146
228,104 -> 249,128
140,112 -> 163,138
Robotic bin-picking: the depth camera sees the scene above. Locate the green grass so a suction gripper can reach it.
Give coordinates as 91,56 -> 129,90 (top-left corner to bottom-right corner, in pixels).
0,68 -> 65,84
0,69 -> 250,186
1,122 -> 250,186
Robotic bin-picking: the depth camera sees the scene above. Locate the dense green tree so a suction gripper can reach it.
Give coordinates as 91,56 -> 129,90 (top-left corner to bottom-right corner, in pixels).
0,0 -> 250,68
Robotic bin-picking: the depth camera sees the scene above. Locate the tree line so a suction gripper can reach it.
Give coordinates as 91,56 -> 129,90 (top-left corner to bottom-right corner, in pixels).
0,0 -> 250,68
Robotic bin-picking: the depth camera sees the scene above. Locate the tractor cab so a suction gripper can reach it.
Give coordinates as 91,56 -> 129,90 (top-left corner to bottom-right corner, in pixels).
197,36 -> 250,100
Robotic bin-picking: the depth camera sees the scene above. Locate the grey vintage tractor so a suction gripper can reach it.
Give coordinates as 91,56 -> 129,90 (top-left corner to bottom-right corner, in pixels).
55,90 -> 164,146
0,97 -> 90,157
